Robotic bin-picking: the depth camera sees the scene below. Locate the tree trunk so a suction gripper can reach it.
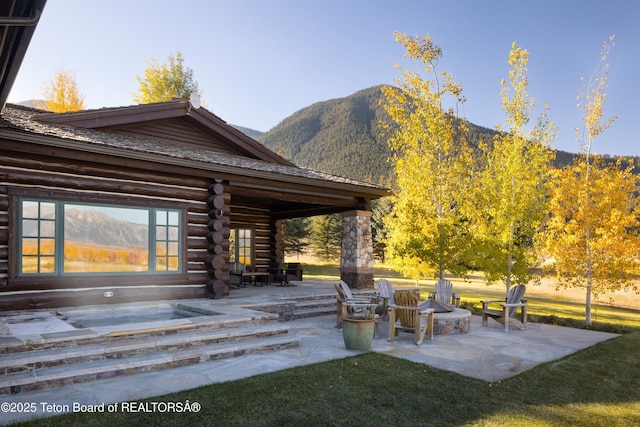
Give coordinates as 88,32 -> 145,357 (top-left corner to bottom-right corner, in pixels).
586,283 -> 593,326
505,252 -> 512,297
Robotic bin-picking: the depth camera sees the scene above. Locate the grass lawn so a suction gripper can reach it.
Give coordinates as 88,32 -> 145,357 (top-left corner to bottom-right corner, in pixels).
16,334 -> 640,426
14,263 -> 640,427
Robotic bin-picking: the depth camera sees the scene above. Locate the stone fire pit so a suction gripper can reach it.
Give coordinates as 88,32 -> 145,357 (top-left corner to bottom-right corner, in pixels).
419,299 -> 471,336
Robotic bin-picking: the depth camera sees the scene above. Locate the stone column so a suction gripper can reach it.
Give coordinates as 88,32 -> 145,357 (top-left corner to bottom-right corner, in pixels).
340,210 -> 374,289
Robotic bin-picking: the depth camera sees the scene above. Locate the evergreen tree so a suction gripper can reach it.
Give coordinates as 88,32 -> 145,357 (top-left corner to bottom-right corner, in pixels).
371,198 -> 393,261
283,217 -> 310,259
310,214 -> 343,262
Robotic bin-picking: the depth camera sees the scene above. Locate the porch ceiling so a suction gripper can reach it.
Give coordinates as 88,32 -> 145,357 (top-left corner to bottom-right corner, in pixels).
229,182 -> 367,219
0,0 -> 46,109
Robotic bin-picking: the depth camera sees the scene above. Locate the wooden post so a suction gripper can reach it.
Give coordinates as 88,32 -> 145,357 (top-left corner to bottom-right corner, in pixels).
206,179 -> 231,297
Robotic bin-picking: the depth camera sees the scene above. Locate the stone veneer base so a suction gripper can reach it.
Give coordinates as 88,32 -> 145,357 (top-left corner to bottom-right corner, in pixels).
432,308 -> 472,335
340,271 -> 374,289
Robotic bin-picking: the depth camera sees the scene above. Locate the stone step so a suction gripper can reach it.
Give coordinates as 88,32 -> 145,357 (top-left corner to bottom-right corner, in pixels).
293,299 -> 336,310
289,294 -> 337,320
286,293 -> 337,302
243,295 -> 337,321
1,312 -> 279,354
0,334 -> 300,396
293,306 -> 336,319
0,323 -> 291,375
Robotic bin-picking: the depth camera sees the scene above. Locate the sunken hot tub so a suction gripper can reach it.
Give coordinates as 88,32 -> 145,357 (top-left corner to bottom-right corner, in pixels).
419,299 -> 471,336
58,302 -> 221,329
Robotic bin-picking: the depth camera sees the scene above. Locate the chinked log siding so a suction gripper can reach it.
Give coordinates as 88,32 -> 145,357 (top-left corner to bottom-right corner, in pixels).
0,182 -> 9,287
230,205 -> 272,267
0,152 -> 211,296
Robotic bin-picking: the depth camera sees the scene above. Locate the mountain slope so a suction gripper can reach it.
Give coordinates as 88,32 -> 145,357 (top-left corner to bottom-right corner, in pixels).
231,125 -> 263,139
259,86 -> 392,183
256,86 -> 597,183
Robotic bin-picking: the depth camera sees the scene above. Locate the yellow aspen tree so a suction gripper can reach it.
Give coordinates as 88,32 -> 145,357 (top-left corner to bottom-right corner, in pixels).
382,33 -> 474,282
471,43 -> 555,295
544,36 -> 638,326
132,52 -> 200,104
37,67 -> 86,112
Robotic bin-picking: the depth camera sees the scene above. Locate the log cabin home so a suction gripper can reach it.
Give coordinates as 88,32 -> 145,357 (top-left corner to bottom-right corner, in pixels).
0,0 -> 389,311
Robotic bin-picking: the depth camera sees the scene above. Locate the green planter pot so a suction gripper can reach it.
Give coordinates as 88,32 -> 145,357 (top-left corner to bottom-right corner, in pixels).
342,317 -> 375,351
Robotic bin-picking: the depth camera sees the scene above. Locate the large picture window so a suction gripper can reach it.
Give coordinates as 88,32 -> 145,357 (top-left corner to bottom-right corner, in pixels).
229,228 -> 253,265
19,199 -> 182,275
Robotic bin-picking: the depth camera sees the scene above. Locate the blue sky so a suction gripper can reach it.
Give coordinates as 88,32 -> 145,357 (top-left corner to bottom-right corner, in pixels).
8,0 -> 640,156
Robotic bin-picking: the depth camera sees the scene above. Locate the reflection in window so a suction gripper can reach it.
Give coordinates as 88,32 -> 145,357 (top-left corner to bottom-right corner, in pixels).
64,204 -> 149,273
229,228 -> 253,266
19,200 -> 181,275
21,201 -> 56,274
156,210 -> 180,271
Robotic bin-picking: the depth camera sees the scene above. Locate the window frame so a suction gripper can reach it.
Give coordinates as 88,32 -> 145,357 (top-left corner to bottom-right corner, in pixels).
228,227 -> 254,266
8,189 -> 188,289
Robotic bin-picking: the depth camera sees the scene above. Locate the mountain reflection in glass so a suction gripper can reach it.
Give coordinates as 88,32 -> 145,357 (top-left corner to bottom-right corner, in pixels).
63,204 -> 150,273
20,201 -> 56,274
155,210 -> 180,271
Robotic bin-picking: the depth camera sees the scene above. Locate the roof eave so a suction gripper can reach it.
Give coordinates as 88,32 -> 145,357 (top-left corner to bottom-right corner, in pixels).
0,0 -> 47,109
0,128 -> 391,199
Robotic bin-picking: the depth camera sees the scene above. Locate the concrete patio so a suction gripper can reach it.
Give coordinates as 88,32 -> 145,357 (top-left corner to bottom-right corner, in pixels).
0,280 -> 619,425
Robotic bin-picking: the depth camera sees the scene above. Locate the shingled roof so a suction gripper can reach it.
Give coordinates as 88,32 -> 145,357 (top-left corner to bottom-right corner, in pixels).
0,103 -> 390,197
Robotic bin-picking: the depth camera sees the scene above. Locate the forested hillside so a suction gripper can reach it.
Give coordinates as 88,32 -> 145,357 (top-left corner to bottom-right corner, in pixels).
257,86 -> 615,184
258,86 -> 392,184
231,125 -> 263,140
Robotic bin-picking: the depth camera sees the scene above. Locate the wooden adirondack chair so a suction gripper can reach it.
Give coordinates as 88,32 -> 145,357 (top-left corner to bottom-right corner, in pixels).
481,284 -> 528,332
388,289 -> 435,345
430,278 -> 460,307
375,279 -> 394,320
334,280 -> 378,328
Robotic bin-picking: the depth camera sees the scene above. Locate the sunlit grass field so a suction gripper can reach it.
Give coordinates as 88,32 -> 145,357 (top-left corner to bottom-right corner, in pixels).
300,258 -> 640,330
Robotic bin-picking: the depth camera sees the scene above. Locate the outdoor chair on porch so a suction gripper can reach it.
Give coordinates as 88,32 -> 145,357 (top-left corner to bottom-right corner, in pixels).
375,279 -> 395,320
430,278 -> 460,308
388,289 -> 435,345
268,261 -> 289,286
334,280 -> 378,329
481,284 -> 528,332
229,262 -> 250,288
285,262 -> 303,283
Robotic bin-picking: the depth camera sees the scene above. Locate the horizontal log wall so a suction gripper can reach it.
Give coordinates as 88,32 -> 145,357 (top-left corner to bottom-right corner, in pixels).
0,190 -> 7,285
229,204 -> 272,269
0,151 -> 212,306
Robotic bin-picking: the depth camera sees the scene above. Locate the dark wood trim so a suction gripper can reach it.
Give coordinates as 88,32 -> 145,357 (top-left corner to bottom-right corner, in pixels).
5,274 -> 190,291
0,286 -> 209,311
7,186 -> 193,209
